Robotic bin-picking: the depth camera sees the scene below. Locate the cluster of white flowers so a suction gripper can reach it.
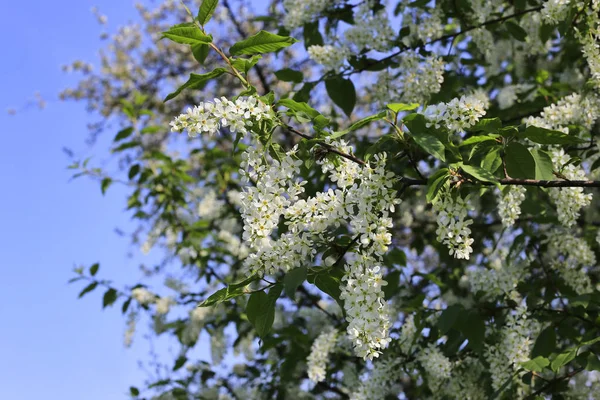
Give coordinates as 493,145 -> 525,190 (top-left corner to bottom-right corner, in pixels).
170,96 -> 272,137
433,193 -> 475,260
541,0 -> 573,24
524,93 -> 600,133
401,7 -> 444,46
577,8 -> 600,87
210,329 -> 227,365
496,84 -> 534,110
442,357 -> 487,400
132,287 -> 155,305
424,94 -> 487,133
497,186 -> 526,228
197,189 -> 224,219
396,51 -> 445,104
399,313 -> 418,354
350,359 -> 402,400
549,148 -> 593,227
124,311 -> 136,347
282,0 -> 335,30
546,229 -> 595,293
416,344 -> 452,390
468,253 -> 529,300
484,305 -> 535,392
307,45 -> 348,72
345,1 -> 395,52
155,296 -> 174,315
307,328 -> 338,382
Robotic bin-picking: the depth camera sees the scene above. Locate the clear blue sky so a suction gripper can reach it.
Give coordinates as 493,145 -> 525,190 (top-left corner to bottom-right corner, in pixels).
0,1 -> 155,398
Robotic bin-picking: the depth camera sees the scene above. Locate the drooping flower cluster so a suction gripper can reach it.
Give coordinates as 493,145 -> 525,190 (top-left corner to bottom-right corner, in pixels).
307,328 -> 338,383
524,93 -> 600,133
468,250 -> 529,301
344,1 -> 395,52
170,96 -> 272,137
350,359 -> 402,400
400,6 -> 444,45
398,51 -> 445,104
484,305 -> 535,392
282,0 -> 336,30
132,287 -> 155,305
307,45 -> 348,72
541,0 -> 573,24
545,229 -> 595,293
398,313 -> 418,354
416,344 -> 453,390
424,94 -> 487,133
433,193 -> 475,260
497,186 -> 526,228
496,84 -> 534,109
549,148 -> 592,227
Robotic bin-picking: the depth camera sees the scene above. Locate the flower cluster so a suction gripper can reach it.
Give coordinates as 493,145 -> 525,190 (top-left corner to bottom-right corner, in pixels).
350,359 -> 402,400
524,93 -> 600,133
345,1 -> 395,52
399,313 -> 418,354
468,251 -> 529,301
542,0 -> 573,24
416,344 -> 453,390
549,148 -> 592,227
401,6 -> 444,46
397,51 -> 445,104
496,84 -> 534,110
307,45 -> 348,72
307,328 -> 338,383
424,94 -> 487,133
484,305 -> 535,392
546,229 -> 595,293
497,186 -> 526,228
170,96 -> 272,137
577,9 -> 600,87
433,193 -> 475,260
282,0 -> 335,30
132,287 -> 155,305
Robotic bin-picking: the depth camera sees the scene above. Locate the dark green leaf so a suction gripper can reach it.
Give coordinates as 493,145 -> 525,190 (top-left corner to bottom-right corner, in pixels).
325,77 -> 356,117
481,146 -> 502,173
122,298 -> 132,314
505,142 -> 536,179
192,43 -> 210,64
471,118 -> 502,133
89,263 -> 100,276
505,21 -> 528,41
130,387 -> 140,396
197,0 -> 219,25
532,327 -> 556,357
247,284 -> 282,338
165,68 -> 227,102
303,21 -> 323,48
103,288 -> 118,308
275,68 -> 303,83
461,164 -> 499,184
162,24 -> 213,45
230,30 -> 297,55
437,304 -> 463,334
462,312 -> 486,353
173,356 -> 187,371
404,114 -> 446,161
284,266 -> 307,300
114,127 -> 134,141
521,356 -> 550,372
78,282 -> 98,298
585,353 -> 600,371
128,164 -> 141,180
101,177 -> 112,195
530,148 -> 554,180
551,348 -> 578,372
523,126 -> 585,145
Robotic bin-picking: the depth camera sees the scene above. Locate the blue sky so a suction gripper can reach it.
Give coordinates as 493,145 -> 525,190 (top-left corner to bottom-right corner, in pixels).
0,1 -> 156,398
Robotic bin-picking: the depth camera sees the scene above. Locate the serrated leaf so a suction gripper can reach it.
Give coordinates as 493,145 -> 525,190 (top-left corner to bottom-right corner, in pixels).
387,103 -> 419,113
274,68 -> 303,83
162,24 -> 213,45
230,30 -> 297,55
192,43 -> 209,64
551,348 -> 577,372
426,168 -> 449,202
481,146 -> 502,173
197,0 -> 219,25
530,148 -> 554,180
114,127 -> 134,141
247,284 -> 282,338
505,142 -> 535,179
199,275 -> 258,307
461,164 -> 499,184
165,68 -> 227,102
103,288 -> 118,308
471,118 -> 502,133
325,77 -> 356,117
521,356 -> 550,372
404,114 -> 446,161
284,266 -> 307,300
460,135 -> 499,146
523,126 -> 585,145
230,55 -> 262,74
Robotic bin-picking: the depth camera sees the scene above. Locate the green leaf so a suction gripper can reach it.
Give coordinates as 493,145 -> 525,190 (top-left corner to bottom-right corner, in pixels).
521,356 -> 550,372
314,274 -> 344,310
173,356 -> 187,371
247,284 -> 282,338
404,114 -> 446,161
460,135 -> 498,146
471,118 -> 502,133
462,312 -> 486,353
530,148 -> 554,180
162,24 -> 213,45
122,298 -> 132,314
274,68 -> 303,83
532,327 -> 556,358
523,126 -> 585,145
101,177 -> 112,195
102,288 -> 118,308
481,146 -> 502,173
197,0 -> 219,25
192,44 -> 209,64
278,98 -> 329,129
437,304 -> 463,334
230,55 -> 262,74
114,127 -> 134,141
89,263 -> 100,276
78,282 -> 98,298
325,77 -> 356,117
284,266 -> 307,300
427,171 -> 449,203
387,103 -> 419,113
505,142 -> 536,179
551,348 -> 578,372
585,353 -> 600,371
303,21 -> 323,49
330,111 -> 386,139
130,387 -> 140,396
505,21 -> 528,42
461,164 -> 499,184
164,68 -> 227,102
230,30 -> 297,55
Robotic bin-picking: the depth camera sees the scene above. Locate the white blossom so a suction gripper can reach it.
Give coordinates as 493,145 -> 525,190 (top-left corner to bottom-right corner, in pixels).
433,193 -> 475,260
497,186 -> 526,228
307,329 -> 338,382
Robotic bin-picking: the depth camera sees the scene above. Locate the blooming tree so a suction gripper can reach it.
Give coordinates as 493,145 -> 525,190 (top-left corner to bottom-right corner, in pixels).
67,0 -> 600,398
